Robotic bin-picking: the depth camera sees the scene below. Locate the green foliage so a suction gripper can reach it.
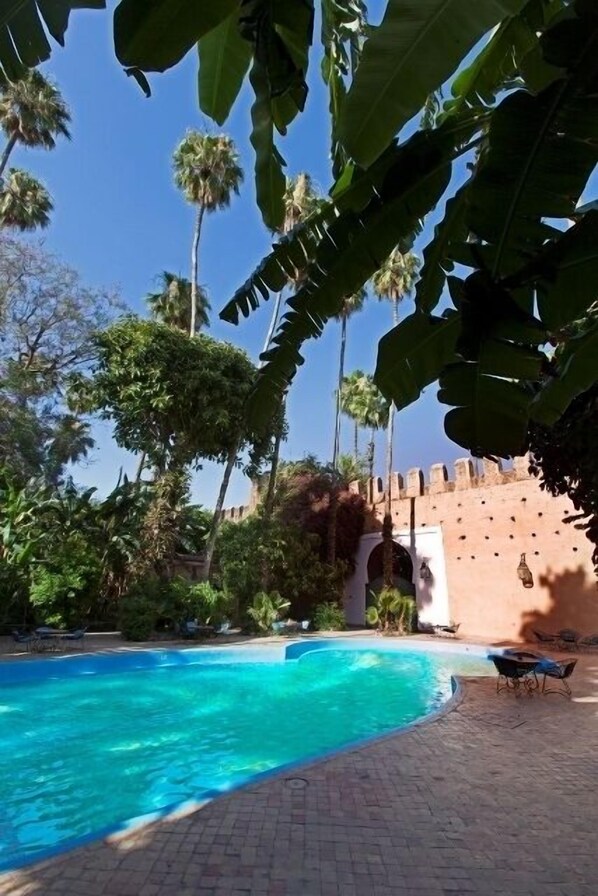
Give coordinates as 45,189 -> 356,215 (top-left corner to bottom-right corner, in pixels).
4,0 -> 597,457
118,578 -> 160,641
0,3 -> 104,79
162,577 -> 231,626
216,516 -> 345,622
529,313 -> 598,572
247,590 -> 290,633
366,587 -> 416,634
312,601 -> 345,631
29,532 -> 101,628
69,317 -> 269,473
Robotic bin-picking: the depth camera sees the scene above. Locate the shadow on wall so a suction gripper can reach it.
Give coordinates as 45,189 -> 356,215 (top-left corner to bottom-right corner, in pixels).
519,565 -> 598,641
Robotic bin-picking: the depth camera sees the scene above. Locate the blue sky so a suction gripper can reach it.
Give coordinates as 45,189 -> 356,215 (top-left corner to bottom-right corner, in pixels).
15,6 -> 471,509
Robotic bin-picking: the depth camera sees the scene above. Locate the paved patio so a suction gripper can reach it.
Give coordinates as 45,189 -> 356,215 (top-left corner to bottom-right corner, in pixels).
1,643 -> 597,896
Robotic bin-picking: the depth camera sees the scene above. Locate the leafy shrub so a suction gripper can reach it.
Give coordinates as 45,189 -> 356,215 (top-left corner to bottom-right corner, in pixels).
158,577 -> 232,627
366,587 -> 416,634
247,591 -> 290,633
216,517 -> 344,622
29,533 -> 101,628
118,578 -> 161,641
312,601 -> 345,631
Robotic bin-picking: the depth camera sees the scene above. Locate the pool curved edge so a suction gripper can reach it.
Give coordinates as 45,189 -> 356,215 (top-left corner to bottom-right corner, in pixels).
1,639 -> 484,874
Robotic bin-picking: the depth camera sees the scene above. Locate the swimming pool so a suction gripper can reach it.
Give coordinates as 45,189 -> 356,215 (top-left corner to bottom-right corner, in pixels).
0,639 -> 493,870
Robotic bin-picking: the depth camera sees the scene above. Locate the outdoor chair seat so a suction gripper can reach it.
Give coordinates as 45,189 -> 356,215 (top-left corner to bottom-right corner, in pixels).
11,630 -> 35,651
489,654 -> 540,696
536,657 -> 578,697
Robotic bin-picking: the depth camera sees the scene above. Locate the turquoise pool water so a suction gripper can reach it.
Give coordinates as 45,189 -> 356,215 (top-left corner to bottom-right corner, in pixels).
0,642 -> 491,870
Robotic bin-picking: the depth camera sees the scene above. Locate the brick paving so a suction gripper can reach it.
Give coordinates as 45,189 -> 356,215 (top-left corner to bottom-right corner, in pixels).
1,647 -> 597,896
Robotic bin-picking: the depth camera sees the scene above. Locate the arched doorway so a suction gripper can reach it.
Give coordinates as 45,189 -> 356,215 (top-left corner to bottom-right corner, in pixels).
365,541 -> 415,606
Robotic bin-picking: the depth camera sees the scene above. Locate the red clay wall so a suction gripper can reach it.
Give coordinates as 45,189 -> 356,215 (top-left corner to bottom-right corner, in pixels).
363,458 -> 597,643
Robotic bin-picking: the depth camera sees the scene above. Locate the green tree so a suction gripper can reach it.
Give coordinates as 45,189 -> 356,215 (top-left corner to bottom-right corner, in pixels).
69,317 -> 262,475
146,271 -> 210,334
332,288 -> 366,468
340,370 -> 389,481
0,70 -> 70,177
0,168 -> 52,231
173,132 -> 243,338
0,236 -> 118,483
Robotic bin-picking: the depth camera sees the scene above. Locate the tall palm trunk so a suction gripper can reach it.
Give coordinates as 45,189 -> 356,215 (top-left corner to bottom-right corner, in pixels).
0,134 -> 17,179
190,204 -> 206,338
262,411 -> 284,523
367,426 -> 375,499
333,313 -> 347,467
383,298 -> 400,588
353,421 -> 359,460
204,444 -> 237,581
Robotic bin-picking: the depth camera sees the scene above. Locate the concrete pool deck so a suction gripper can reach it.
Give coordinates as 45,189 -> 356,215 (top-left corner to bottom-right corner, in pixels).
1,637 -> 597,896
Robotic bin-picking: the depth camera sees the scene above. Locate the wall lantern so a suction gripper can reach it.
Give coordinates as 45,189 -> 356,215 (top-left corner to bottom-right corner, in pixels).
517,553 -> 534,588
419,560 -> 432,582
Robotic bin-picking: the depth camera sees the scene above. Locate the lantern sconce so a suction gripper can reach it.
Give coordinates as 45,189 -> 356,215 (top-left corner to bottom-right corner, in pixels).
517,553 -> 534,588
419,560 -> 432,582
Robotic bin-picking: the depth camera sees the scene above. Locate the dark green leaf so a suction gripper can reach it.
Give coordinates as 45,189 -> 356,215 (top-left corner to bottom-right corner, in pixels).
531,319 -> 598,425
243,116 -> 482,430
0,1 -> 104,77
466,5 -> 598,279
532,212 -> 598,331
249,58 -> 286,231
374,312 -> 461,409
439,361 -> 532,456
114,0 -> 237,71
198,10 -> 252,125
339,0 -> 526,166
414,182 -> 470,313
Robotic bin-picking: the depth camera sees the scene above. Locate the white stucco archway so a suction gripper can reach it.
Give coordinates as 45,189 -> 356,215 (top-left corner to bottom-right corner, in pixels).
343,526 -> 451,627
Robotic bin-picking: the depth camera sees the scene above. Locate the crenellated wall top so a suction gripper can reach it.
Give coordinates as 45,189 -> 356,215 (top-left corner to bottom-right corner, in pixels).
358,454 -> 533,502
222,455 -> 534,517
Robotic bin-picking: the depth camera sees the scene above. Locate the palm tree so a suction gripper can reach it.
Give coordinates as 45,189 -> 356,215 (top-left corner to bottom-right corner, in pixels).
372,247 -> 419,586
173,132 -> 243,338
0,169 -> 52,230
340,369 -> 367,460
147,271 -> 210,334
332,288 -> 366,468
341,370 -> 389,481
0,70 -> 70,178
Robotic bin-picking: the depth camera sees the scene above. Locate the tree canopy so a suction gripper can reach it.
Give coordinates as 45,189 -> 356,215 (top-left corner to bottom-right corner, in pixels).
68,317 -> 277,475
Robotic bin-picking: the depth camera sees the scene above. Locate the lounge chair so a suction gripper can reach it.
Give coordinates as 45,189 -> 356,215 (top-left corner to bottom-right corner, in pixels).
557,629 -> 580,651
536,657 -> 578,697
433,623 -> 460,638
11,630 -> 35,652
489,654 -> 539,696
533,629 -> 559,647
579,633 -> 598,650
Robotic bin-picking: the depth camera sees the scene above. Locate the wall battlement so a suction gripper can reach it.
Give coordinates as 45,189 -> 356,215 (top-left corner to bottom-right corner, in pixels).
221,456 -> 533,520
358,455 -> 532,503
